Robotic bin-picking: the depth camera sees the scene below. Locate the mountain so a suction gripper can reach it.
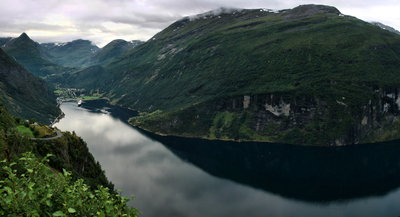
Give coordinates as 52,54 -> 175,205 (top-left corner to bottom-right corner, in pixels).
46,39 -> 143,85
0,48 -> 60,123
0,37 -> 13,47
85,39 -> 144,66
1,33 -> 76,77
371,22 -> 400,35
41,39 -> 100,67
49,5 -> 400,145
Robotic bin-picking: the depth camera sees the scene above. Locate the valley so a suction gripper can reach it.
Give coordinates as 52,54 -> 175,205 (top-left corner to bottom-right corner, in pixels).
1,3 -> 400,216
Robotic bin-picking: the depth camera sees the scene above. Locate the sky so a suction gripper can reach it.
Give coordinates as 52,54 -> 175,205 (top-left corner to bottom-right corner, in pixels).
1,0 -> 399,47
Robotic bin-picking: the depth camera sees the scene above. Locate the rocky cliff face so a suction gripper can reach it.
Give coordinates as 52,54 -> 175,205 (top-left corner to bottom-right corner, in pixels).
241,88 -> 400,145
133,87 -> 400,146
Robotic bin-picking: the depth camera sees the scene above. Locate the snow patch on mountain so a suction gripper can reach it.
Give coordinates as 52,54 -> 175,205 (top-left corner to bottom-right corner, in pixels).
187,7 -> 243,21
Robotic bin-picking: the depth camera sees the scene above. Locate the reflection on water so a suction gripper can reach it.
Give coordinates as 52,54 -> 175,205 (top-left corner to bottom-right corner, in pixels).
145,132 -> 400,203
55,100 -> 400,217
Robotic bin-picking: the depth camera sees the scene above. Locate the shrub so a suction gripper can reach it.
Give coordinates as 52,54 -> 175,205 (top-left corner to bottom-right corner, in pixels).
0,152 -> 140,216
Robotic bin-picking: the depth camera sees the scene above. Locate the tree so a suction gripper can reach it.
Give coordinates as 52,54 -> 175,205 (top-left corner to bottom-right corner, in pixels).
0,152 -> 140,216
29,118 -> 36,125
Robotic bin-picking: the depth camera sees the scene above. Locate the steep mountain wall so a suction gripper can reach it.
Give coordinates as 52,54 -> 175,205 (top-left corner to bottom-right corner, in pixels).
132,87 -> 400,145
0,48 -> 60,123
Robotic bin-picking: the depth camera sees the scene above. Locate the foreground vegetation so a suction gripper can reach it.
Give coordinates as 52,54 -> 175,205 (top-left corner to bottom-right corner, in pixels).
0,102 -> 139,214
0,153 -> 139,216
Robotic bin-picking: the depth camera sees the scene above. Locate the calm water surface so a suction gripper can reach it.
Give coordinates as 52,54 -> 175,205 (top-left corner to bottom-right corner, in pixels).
55,100 -> 400,217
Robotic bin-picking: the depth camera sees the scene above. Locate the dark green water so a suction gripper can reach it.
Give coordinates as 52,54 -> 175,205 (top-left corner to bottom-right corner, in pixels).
55,100 -> 400,217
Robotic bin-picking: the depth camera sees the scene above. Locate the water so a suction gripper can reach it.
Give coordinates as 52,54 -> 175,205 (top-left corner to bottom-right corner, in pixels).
55,100 -> 400,217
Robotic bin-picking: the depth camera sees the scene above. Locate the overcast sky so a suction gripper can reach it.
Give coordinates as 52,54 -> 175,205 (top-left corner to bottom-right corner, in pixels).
1,0 -> 399,47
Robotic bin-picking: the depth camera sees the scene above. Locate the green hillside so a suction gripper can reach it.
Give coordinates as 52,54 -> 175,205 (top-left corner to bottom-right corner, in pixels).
56,5 -> 400,145
104,5 -> 399,107
0,48 -> 60,123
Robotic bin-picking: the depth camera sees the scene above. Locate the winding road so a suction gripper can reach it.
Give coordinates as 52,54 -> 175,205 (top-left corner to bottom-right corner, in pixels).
30,131 -> 63,141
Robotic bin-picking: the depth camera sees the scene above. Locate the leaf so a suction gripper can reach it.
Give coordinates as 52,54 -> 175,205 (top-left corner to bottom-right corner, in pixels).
28,182 -> 35,189
68,208 -> 76,213
4,186 -> 12,194
52,211 -> 65,216
5,196 -> 12,204
20,191 -> 26,199
9,162 -> 16,167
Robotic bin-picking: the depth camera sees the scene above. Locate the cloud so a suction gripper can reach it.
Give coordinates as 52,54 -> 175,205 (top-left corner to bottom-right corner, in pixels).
1,0 -> 399,47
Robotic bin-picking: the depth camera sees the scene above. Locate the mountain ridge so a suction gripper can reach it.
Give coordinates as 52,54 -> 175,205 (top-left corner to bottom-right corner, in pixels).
1,33 -> 77,77
84,39 -> 144,66
41,39 -> 100,67
371,22 -> 400,35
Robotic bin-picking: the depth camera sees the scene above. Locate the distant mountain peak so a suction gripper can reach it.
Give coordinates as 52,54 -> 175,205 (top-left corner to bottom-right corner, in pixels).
371,22 -> 400,35
18,32 -> 31,41
285,4 -> 341,19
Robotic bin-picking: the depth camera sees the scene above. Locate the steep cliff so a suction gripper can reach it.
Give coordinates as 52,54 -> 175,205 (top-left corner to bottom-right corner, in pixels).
132,88 -> 400,145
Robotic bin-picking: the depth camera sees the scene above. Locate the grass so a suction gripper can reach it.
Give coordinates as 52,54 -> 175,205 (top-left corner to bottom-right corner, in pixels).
17,124 -> 55,138
17,125 -> 34,138
80,95 -> 100,100
34,125 -> 56,138
54,90 -> 65,94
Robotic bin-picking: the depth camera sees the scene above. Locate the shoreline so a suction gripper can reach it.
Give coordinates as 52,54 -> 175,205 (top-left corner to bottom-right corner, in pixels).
57,98 -> 383,147
129,121 -> 390,147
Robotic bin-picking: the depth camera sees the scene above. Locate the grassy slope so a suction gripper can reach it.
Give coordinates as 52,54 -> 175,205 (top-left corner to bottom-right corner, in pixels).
17,125 -> 34,138
104,6 -> 400,112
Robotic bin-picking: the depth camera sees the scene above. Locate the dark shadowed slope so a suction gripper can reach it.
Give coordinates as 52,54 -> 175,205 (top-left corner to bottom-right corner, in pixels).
0,48 -> 60,123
